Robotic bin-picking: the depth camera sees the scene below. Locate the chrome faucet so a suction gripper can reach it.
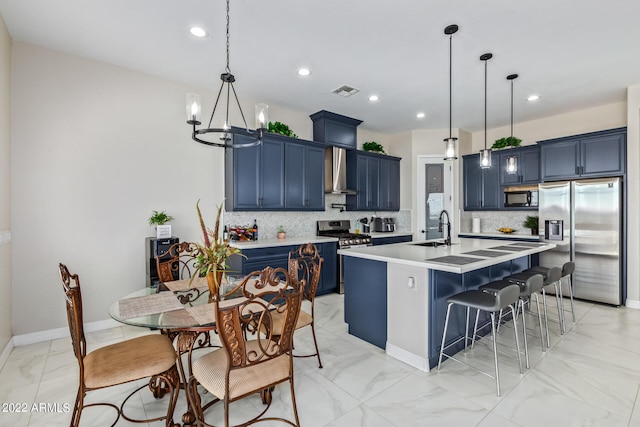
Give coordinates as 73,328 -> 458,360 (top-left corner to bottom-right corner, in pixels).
438,209 -> 452,246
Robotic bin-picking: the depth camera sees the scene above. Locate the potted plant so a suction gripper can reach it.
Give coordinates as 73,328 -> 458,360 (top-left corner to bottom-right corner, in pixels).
523,215 -> 539,235
149,210 -> 174,238
277,225 -> 286,240
191,200 -> 245,299
362,141 -> 386,154
267,121 -> 297,138
492,136 -> 522,149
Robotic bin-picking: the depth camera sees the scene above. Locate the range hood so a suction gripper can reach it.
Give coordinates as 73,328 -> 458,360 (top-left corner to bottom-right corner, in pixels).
325,146 -> 357,195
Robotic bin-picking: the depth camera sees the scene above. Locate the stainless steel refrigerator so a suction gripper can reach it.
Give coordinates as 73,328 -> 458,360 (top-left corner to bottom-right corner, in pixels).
538,177 -> 624,305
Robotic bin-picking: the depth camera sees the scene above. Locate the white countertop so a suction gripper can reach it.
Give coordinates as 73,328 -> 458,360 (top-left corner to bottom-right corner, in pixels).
458,232 -> 540,241
338,238 -> 555,274
368,231 -> 413,239
230,235 -> 338,249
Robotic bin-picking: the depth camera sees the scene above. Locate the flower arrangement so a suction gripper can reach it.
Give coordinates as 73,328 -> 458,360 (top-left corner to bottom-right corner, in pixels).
190,200 -> 245,292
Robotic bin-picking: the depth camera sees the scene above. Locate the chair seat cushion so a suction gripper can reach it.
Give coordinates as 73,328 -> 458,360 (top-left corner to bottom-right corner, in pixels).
84,334 -> 176,389
192,341 -> 290,400
270,309 -> 313,334
447,290 -> 501,312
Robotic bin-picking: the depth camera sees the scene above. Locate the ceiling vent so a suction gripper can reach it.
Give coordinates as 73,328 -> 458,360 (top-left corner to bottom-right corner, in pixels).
332,85 -> 360,97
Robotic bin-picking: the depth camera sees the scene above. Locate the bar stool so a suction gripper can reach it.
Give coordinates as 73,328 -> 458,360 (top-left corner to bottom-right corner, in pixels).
437,283 -> 523,396
478,274 -> 545,369
506,266 -> 563,347
530,261 -> 576,327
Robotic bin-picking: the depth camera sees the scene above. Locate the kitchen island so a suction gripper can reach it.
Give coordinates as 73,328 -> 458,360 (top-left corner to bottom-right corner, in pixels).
338,238 -> 555,371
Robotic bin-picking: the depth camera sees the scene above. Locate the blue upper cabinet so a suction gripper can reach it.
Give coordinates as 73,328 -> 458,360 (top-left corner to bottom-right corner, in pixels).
539,128 -> 626,181
346,151 -> 401,211
284,141 -> 325,210
225,133 -> 325,211
226,135 -> 285,210
310,110 -> 362,149
463,152 -> 500,210
498,146 -> 540,185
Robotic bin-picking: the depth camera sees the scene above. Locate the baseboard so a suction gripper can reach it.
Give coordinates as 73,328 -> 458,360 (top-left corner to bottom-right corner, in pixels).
12,318 -> 121,347
0,337 -> 14,370
625,299 -> 640,309
385,342 -> 430,372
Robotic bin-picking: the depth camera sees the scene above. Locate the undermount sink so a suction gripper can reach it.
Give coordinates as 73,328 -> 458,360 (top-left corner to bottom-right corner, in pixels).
414,241 -> 449,247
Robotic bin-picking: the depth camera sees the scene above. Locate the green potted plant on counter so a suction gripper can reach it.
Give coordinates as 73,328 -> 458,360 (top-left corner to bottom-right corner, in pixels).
149,210 -> 174,238
277,225 -> 286,240
523,215 -> 539,235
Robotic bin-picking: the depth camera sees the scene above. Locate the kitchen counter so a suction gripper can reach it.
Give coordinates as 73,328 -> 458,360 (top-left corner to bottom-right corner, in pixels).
340,237 -> 555,371
338,238 -> 554,274
229,235 -> 338,249
368,231 -> 413,239
459,232 -> 540,241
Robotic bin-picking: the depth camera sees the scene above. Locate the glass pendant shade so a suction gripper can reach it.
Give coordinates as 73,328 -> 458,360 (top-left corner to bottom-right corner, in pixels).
186,93 -> 202,123
255,103 -> 269,130
506,155 -> 518,174
444,137 -> 458,160
480,149 -> 492,168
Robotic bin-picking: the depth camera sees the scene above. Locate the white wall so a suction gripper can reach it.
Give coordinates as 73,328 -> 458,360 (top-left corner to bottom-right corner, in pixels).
626,86 -> 640,305
0,15 -> 12,351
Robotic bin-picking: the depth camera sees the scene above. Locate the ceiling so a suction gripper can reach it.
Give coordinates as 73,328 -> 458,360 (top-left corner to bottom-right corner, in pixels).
1,0 -> 640,134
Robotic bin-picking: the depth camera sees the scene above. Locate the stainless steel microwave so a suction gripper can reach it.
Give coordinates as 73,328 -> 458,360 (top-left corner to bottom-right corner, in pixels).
504,190 -> 538,207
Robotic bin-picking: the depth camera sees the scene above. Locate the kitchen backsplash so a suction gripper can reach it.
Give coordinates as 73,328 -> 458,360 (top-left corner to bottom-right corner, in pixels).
225,194 -> 411,239
460,210 -> 537,235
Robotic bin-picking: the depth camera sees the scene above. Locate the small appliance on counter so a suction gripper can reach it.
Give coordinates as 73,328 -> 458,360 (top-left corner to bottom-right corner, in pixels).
359,217 -> 371,233
372,217 -> 396,232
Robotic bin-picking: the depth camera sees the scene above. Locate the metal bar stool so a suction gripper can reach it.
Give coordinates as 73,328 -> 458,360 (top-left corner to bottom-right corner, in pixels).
506,266 -> 563,347
437,283 -> 523,396
530,261 -> 576,327
479,274 -> 545,369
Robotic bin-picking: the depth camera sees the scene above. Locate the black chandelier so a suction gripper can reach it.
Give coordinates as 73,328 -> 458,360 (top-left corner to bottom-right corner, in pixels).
479,52 -> 493,168
443,24 -> 459,160
186,0 -> 266,148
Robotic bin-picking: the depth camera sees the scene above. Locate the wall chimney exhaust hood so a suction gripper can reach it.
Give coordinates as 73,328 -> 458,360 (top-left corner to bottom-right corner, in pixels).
325,146 -> 356,194
309,110 -> 363,195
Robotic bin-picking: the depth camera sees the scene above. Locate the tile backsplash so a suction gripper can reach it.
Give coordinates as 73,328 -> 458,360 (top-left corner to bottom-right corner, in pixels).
224,194 -> 411,239
460,210 -> 538,236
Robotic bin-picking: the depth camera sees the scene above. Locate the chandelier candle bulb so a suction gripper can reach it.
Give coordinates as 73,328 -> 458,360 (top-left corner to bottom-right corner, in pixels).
186,93 -> 201,123
255,103 -> 269,130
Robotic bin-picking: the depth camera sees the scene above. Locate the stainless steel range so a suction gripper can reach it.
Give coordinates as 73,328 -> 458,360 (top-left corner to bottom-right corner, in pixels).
317,220 -> 372,294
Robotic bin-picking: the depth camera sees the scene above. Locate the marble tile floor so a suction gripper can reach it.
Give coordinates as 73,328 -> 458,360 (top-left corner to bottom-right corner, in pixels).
1,293 -> 640,426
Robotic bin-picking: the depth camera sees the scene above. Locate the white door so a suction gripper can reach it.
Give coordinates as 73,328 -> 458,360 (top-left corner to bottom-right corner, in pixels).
416,156 -> 454,241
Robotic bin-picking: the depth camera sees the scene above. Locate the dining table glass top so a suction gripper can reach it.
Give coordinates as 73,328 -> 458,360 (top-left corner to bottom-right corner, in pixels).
109,275 -> 245,330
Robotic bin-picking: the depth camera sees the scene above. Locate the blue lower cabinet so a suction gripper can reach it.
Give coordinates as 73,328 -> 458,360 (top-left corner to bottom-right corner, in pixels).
228,242 -> 338,295
343,257 -> 387,349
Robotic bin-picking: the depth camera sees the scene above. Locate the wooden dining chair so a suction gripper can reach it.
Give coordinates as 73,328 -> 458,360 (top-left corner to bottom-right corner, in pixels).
155,241 -> 200,284
58,263 -> 180,427
185,266 -> 303,427
285,243 -> 324,367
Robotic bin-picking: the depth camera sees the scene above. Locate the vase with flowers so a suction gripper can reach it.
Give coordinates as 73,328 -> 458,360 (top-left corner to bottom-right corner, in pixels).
190,199 -> 245,301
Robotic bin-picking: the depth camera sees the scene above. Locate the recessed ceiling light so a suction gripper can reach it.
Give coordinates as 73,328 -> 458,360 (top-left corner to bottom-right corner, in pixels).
368,95 -> 380,102
527,94 -> 540,102
416,112 -> 426,119
297,68 -> 311,76
190,26 -> 208,38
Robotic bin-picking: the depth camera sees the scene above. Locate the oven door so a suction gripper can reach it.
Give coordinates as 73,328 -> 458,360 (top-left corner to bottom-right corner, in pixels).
338,244 -> 368,294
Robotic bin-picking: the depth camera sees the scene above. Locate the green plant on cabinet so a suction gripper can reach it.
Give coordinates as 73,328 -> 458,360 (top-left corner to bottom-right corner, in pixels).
492,136 -> 522,149
363,141 -> 386,154
268,121 -> 297,138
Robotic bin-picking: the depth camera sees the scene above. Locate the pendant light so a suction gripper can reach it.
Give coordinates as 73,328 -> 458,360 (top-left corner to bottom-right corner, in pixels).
186,0 -> 265,148
479,53 -> 493,169
443,24 -> 459,160
506,74 -> 519,175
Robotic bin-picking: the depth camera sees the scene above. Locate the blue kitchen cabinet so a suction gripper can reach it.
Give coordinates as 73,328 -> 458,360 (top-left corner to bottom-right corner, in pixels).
463,152 -> 500,210
310,110 -> 362,149
499,146 -> 540,185
539,127 -> 626,181
284,141 -> 325,210
226,134 -> 285,211
379,157 -> 400,211
346,151 -> 401,211
227,242 -> 338,295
